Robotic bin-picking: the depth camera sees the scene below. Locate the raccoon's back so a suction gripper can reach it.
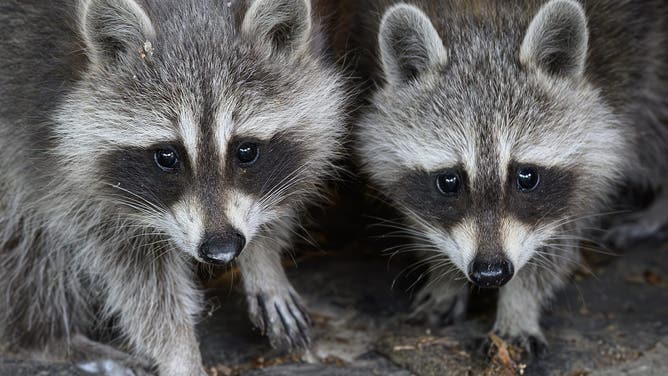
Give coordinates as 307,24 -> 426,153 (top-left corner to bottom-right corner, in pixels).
0,0 -> 86,143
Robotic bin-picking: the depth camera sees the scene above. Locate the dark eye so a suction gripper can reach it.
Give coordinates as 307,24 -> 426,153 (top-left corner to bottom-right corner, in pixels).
517,167 -> 540,192
436,172 -> 460,196
154,148 -> 179,172
237,142 -> 260,165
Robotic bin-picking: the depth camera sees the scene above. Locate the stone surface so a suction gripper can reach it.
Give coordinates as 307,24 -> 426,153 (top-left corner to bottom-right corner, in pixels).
0,358 -> 85,376
1,241 -> 667,376
590,338 -> 668,376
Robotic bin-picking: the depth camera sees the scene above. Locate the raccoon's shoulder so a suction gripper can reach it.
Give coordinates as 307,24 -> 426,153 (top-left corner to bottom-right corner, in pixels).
0,0 -> 86,121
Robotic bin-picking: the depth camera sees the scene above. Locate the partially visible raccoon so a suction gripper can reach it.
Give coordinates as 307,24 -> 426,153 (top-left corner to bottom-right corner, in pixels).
345,0 -> 668,355
0,0 -> 346,374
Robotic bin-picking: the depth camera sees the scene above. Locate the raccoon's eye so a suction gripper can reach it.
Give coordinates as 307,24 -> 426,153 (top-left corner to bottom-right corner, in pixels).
517,167 -> 540,192
154,148 -> 179,172
237,142 -> 260,165
436,172 -> 460,196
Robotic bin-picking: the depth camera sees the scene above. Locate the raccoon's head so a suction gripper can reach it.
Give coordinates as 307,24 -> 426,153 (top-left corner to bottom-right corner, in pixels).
55,0 -> 345,264
359,0 -> 627,287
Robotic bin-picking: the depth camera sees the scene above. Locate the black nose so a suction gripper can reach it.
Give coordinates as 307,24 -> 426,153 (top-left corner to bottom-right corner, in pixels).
468,257 -> 514,288
199,231 -> 246,265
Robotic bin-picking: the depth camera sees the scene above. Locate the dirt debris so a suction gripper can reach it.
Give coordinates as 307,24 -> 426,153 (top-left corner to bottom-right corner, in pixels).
624,269 -> 666,287
482,333 -> 526,376
207,354 -> 304,376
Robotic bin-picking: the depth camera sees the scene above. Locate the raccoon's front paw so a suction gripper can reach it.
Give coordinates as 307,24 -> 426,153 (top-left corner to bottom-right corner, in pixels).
509,333 -> 549,359
408,285 -> 468,327
247,289 -> 311,350
478,330 -> 548,361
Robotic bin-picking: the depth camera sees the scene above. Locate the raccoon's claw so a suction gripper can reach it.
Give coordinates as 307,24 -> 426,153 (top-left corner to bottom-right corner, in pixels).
408,285 -> 467,327
477,331 -> 548,362
524,335 -> 549,359
248,291 -> 311,350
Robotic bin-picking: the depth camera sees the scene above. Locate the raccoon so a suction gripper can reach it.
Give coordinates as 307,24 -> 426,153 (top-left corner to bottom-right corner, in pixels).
0,0 -> 346,374
348,0 -> 668,355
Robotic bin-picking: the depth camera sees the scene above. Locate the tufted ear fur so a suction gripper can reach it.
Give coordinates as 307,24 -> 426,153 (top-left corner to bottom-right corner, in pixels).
378,3 -> 447,85
80,0 -> 155,67
242,0 -> 312,55
520,0 -> 589,78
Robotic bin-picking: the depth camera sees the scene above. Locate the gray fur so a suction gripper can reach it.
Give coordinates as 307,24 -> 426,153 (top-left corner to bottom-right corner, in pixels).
0,0 -> 347,374
242,0 -> 312,53
345,0 -> 668,355
520,0 -> 589,78
378,4 -> 447,85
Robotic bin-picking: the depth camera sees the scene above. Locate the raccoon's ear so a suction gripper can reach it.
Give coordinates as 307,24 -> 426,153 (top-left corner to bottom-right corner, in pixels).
80,0 -> 156,67
242,0 -> 312,54
520,0 -> 589,79
378,4 -> 447,86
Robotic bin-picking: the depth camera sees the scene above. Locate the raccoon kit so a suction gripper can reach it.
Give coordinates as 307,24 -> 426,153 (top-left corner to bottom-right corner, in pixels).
350,0 -> 668,355
0,0 -> 346,374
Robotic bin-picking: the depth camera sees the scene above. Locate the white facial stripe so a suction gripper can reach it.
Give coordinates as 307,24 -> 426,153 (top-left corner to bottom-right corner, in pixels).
55,106 -> 176,150
234,87 -> 327,140
178,110 -> 199,170
501,217 -> 534,271
224,189 -> 267,240
167,196 -> 204,258
462,136 -> 478,180
498,126 -> 514,187
405,141 -> 459,171
424,218 -> 477,276
368,134 -> 478,186
237,112 -> 292,140
215,110 -> 234,162
449,219 -> 478,273
506,107 -> 623,170
514,138 -> 579,167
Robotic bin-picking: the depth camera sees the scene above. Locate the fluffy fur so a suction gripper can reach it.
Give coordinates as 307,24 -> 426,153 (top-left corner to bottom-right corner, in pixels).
343,0 -> 668,356
0,0 -> 347,374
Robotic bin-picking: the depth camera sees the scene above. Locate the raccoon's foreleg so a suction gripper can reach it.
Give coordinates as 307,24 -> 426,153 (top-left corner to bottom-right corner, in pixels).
492,263 -> 566,358
409,271 -> 469,327
238,237 -> 311,350
98,252 -> 205,376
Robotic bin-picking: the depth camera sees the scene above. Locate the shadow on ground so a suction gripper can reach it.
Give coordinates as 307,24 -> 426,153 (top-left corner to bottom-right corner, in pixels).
2,240 -> 667,376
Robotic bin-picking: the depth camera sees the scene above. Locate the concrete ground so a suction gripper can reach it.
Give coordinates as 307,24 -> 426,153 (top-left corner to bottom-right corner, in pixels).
1,239 -> 667,376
